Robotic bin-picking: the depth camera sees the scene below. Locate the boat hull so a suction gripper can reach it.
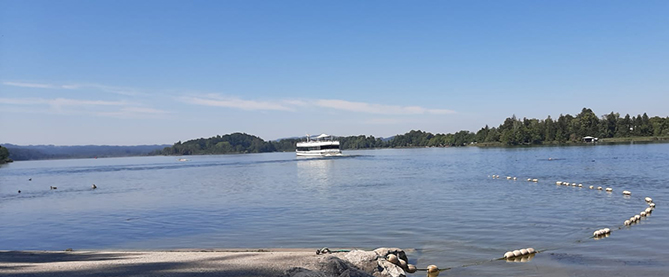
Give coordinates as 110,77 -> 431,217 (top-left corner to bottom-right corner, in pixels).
296,150 -> 342,157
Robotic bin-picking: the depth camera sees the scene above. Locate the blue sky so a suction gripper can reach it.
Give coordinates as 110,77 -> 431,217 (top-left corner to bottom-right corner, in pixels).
1,1 -> 668,145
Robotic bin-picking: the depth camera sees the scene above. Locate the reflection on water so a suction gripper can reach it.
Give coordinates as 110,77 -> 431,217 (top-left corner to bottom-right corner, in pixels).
296,157 -> 337,188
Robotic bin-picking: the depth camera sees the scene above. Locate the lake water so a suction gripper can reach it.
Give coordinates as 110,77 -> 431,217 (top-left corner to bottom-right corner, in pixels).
1,144 -> 668,276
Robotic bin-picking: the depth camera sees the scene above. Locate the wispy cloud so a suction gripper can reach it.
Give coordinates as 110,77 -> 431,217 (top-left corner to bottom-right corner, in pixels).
180,94 -> 295,111
2,82 -> 61,89
362,118 -> 417,125
95,107 -> 169,119
314,99 -> 456,115
180,94 -> 456,115
2,81 -> 141,96
0,97 -> 128,106
0,97 -> 168,119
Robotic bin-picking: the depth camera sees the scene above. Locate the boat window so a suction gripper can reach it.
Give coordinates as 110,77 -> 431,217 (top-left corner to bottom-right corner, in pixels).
320,145 -> 340,150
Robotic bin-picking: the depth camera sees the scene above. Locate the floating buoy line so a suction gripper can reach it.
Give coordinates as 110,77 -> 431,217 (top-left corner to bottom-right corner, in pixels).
407,175 -> 661,276
317,176 -> 657,276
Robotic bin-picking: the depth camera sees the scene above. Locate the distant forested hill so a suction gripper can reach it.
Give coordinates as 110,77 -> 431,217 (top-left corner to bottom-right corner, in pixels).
11,108 -> 667,160
155,133 -> 296,155
157,108 -> 669,156
3,144 -> 168,161
0,145 -> 12,164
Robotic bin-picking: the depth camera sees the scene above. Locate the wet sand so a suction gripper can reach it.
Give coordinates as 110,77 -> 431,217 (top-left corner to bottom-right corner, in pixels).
0,249 -> 327,277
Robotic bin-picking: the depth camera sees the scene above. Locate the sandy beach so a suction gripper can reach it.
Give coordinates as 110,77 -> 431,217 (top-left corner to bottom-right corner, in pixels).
0,249 -> 330,277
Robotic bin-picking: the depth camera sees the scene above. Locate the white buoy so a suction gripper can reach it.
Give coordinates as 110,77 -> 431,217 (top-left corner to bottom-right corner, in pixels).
597,187 -> 603,190
635,215 -> 642,220
556,181 -> 562,185
512,250 -> 521,256
571,183 -> 577,186
624,220 -> 630,225
386,254 -> 399,265
645,207 -> 652,213
650,203 -> 656,208
622,190 -> 631,195
427,265 -> 439,273
513,177 -> 517,180
606,188 -> 613,192
527,178 -> 532,182
520,249 -> 528,255
507,176 -> 512,180
564,182 -> 570,186
532,179 -> 538,182
504,251 -> 514,259
527,248 -> 535,254
645,197 -> 653,203
589,185 -> 594,189
399,258 -> 407,269
578,184 -> 583,187
406,264 -> 417,273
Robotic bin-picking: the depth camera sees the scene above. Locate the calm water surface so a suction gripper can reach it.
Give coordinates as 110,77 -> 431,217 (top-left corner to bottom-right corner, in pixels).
1,144 -> 668,276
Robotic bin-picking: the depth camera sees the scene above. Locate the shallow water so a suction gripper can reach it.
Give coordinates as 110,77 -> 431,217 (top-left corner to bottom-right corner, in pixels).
1,144 -> 668,276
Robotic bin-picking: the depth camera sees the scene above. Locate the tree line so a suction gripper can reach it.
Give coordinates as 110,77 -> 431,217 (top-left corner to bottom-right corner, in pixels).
157,108 -> 669,155
0,145 -> 12,164
475,108 -> 669,145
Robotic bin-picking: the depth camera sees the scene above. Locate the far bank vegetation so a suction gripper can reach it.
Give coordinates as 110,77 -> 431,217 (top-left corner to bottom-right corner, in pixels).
157,108 -> 669,155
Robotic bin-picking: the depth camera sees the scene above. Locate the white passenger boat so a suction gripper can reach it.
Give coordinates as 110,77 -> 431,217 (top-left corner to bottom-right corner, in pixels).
296,134 -> 342,157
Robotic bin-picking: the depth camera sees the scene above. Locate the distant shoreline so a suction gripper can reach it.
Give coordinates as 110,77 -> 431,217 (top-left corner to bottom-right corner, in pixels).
4,136 -> 669,162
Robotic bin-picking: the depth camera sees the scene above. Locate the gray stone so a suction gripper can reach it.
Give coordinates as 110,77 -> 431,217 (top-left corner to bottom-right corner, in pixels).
373,248 -> 407,264
344,250 -> 380,274
377,259 -> 406,277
